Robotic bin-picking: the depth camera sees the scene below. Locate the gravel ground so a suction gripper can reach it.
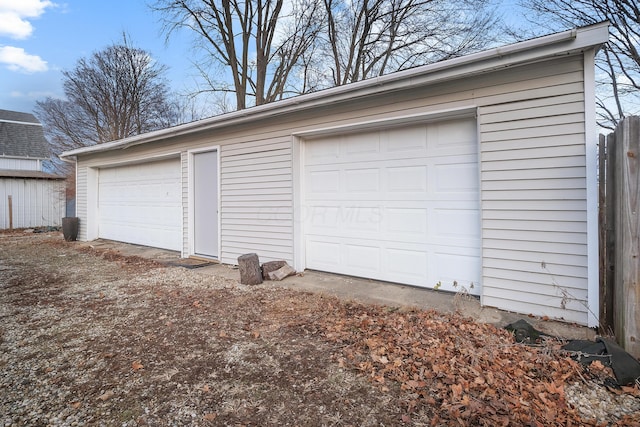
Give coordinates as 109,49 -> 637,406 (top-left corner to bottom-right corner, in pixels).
1,231 -> 639,426
565,381 -> 640,422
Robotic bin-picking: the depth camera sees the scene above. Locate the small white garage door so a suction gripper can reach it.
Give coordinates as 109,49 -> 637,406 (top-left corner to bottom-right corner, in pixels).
303,118 -> 481,294
98,158 -> 182,251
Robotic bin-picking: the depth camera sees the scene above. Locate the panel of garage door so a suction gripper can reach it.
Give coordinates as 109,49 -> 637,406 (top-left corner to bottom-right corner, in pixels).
303,118 -> 480,294
98,158 -> 182,251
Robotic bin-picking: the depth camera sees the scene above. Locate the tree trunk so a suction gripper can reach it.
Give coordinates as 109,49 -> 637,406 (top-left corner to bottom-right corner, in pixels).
238,253 -> 263,285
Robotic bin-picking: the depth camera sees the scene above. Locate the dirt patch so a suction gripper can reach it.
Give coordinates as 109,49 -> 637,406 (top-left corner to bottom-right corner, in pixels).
0,232 -> 638,426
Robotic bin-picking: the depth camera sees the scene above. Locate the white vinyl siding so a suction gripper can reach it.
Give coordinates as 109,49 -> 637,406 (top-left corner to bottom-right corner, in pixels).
479,63 -> 589,323
181,151 -> 189,256
0,178 -> 65,229
219,138 -> 293,265
0,158 -> 41,171
76,166 -> 87,240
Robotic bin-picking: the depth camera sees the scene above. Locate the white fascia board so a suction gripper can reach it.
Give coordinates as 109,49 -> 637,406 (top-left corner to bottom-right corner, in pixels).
0,154 -> 48,161
60,22 -> 609,159
0,119 -> 42,126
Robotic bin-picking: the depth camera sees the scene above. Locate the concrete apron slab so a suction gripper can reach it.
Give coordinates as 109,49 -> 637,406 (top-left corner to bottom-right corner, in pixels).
75,239 -> 596,341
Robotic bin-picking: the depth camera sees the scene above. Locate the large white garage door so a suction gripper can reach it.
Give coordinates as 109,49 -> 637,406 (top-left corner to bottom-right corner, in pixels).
98,158 -> 182,251
303,118 -> 481,294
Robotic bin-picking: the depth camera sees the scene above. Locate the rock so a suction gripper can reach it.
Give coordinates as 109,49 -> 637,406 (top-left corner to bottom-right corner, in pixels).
268,264 -> 296,281
504,319 -> 550,344
261,260 -> 287,280
237,253 -> 262,285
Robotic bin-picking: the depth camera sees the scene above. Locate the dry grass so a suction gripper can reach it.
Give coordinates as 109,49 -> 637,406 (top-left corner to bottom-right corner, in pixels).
1,231 -> 638,426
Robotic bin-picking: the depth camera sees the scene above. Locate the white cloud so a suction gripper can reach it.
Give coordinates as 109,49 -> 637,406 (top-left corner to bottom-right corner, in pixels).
0,45 -> 48,72
0,0 -> 55,39
10,89 -> 59,100
0,12 -> 34,39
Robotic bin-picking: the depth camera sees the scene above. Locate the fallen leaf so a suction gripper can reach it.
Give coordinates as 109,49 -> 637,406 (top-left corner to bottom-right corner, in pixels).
97,390 -> 114,401
544,381 -> 563,395
451,383 -> 463,400
252,331 -> 260,338
203,413 -> 217,421
460,394 -> 470,406
403,380 -> 426,389
621,385 -> 640,395
70,401 -> 82,409
131,360 -> 144,371
219,331 -> 228,338
202,384 -> 210,392
538,392 -> 549,405
193,300 -> 201,308
589,360 -> 607,373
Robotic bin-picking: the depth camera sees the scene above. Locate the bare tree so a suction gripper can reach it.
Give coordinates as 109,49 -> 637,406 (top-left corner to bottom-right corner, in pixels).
321,0 -> 500,87
522,0 -> 639,130
35,35 -> 178,155
35,35 -> 179,182
154,0 -> 499,107
153,0 -> 323,110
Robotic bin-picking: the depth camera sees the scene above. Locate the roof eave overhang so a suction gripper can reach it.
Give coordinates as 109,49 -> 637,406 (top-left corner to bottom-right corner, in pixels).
60,21 -> 609,160
0,154 -> 49,161
0,170 -> 65,179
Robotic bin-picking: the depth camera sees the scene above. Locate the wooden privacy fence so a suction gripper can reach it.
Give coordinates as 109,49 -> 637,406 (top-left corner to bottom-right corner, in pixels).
599,116 -> 640,358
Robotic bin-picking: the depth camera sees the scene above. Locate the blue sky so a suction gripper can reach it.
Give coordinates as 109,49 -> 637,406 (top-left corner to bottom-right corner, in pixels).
0,0 -> 195,115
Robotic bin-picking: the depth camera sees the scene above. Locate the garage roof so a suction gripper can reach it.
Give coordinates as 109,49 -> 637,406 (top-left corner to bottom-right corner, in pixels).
60,22 -> 609,160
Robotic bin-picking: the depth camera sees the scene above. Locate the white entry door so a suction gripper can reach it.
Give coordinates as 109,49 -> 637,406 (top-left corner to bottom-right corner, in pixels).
303,118 -> 481,294
193,150 -> 219,258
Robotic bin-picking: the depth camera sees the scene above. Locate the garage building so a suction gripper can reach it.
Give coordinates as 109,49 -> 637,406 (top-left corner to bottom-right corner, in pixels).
61,23 -> 609,327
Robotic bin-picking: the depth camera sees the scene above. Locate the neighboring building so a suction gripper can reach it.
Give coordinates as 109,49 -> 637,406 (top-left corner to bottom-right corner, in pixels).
61,23 -> 609,327
0,109 -> 65,229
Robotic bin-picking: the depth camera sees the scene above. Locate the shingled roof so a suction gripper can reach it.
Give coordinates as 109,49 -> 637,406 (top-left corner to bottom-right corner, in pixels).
0,109 -> 50,159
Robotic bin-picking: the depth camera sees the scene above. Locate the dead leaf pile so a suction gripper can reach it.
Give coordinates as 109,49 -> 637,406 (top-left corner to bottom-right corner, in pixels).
319,302 -> 637,426
76,245 -> 165,270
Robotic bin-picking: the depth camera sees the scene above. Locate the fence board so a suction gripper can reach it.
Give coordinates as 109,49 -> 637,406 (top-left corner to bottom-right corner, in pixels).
603,117 -> 640,358
615,117 -> 640,358
598,134 -> 614,331
605,131 -> 617,336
